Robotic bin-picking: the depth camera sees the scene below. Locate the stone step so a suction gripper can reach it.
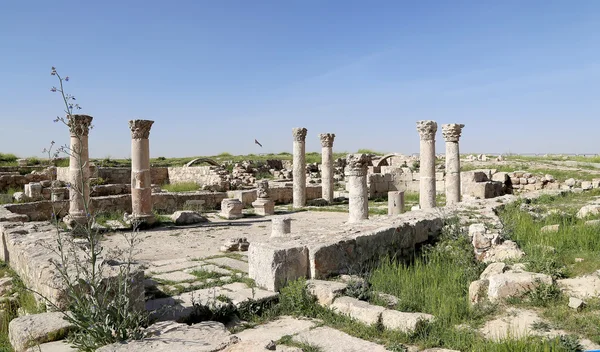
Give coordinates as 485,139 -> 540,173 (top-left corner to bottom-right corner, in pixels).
205,257 -> 249,273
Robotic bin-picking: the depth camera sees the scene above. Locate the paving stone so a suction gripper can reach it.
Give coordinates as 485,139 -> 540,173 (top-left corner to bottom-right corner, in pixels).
232,316 -> 316,346
306,279 -> 348,306
9,312 -> 75,352
220,286 -> 279,306
25,341 -> 76,352
329,296 -> 385,326
206,257 -> 250,273
148,260 -> 202,274
292,326 -> 389,352
152,271 -> 197,283
97,321 -> 234,352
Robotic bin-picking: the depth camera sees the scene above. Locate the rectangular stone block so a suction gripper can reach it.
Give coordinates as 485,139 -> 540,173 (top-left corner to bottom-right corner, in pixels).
248,242 -> 309,291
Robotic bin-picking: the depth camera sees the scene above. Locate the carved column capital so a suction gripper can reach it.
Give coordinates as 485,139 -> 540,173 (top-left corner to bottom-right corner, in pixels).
256,180 -> 270,199
416,120 -> 438,141
129,119 -> 154,139
292,127 -> 308,142
345,153 -> 370,177
67,114 -> 93,137
319,133 -> 335,148
442,124 -> 465,142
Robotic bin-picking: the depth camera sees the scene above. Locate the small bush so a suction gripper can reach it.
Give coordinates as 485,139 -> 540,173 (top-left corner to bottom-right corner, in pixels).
526,281 -> 562,307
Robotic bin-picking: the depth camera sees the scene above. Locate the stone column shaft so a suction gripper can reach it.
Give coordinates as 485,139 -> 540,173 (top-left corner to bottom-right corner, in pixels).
271,216 -> 292,237
346,154 -> 369,223
417,120 -> 438,209
292,128 -> 307,208
319,133 -> 335,203
129,120 -> 155,224
442,124 -> 465,205
68,115 -> 93,224
388,191 -> 405,215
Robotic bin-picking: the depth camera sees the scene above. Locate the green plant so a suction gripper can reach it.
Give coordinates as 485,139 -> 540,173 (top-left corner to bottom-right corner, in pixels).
162,182 -> 200,192
526,281 -> 562,307
344,279 -> 372,301
43,67 -> 149,351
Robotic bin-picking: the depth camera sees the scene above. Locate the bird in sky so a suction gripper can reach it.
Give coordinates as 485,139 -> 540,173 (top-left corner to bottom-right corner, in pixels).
254,139 -> 263,147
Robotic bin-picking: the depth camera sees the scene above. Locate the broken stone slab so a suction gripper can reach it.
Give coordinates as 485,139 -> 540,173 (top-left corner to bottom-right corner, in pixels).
480,262 -> 507,280
558,271 -> 600,299
329,296 -> 386,326
568,296 -> 585,310
248,242 -> 309,292
381,310 -> 435,333
374,292 -> 399,309
25,340 -> 76,352
576,204 -> 600,218
306,279 -> 348,306
231,316 -> 316,347
183,263 -> 232,276
487,271 -> 552,302
9,312 -> 75,352
292,326 -> 389,352
220,238 -> 250,252
219,282 -> 279,306
205,257 -> 249,273
482,241 -> 524,263
152,271 -> 197,283
170,211 -> 207,225
96,321 -> 236,352
585,219 -> 600,227
145,287 -> 228,322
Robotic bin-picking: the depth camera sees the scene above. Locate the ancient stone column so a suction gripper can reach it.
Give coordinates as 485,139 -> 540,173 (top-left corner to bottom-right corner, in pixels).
252,180 -> 275,216
442,123 -> 465,205
346,154 -> 370,223
416,120 -> 438,209
271,216 -> 291,237
319,133 -> 335,203
292,127 -> 308,208
129,119 -> 155,224
388,191 -> 405,215
67,114 -> 93,225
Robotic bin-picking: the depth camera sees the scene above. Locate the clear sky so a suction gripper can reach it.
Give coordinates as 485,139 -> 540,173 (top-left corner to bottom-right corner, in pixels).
1,0 -> 599,159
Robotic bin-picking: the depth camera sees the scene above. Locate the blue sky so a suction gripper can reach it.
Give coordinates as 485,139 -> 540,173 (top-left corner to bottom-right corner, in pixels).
1,0 -> 599,158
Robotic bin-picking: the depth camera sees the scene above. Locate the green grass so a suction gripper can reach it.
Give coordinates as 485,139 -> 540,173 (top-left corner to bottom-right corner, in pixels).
462,162 -> 599,182
94,210 -> 126,227
496,190 -> 600,343
161,182 -> 200,192
0,187 -> 20,205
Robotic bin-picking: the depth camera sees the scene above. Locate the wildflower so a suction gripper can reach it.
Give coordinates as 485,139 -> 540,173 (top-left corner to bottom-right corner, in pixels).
51,140 -> 55,145
64,76 -> 69,81
68,105 -> 73,110
51,67 -> 56,75
50,87 -> 57,92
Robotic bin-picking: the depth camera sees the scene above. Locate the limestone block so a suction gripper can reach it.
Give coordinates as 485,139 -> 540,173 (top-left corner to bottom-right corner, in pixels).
487,271 -> 552,302
565,178 -> 577,187
248,242 -> 309,291
480,262 -> 507,280
292,326 -> 389,352
329,296 -> 385,326
468,279 -> 489,305
271,217 -> 291,238
24,183 -> 42,200
306,279 -> 348,306
9,312 -> 75,352
25,341 -> 76,352
568,297 -> 585,310
482,241 -> 524,263
252,198 -> 274,216
592,179 -> 600,188
381,310 -> 435,333
220,198 -> 243,219
170,210 -> 207,225
491,172 -> 509,183
582,181 -> 593,190
576,204 -> 600,219
97,321 -> 234,352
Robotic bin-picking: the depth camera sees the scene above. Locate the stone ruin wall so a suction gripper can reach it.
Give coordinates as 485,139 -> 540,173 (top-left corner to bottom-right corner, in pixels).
3,192 -> 229,221
56,166 -> 170,186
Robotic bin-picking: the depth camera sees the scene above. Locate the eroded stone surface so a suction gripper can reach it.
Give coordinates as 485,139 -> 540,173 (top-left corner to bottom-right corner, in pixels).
292,326 -> 389,352
381,310 -> 435,333
97,321 -> 234,352
9,312 -> 74,352
487,271 -> 552,302
306,279 -> 348,306
329,296 -> 385,326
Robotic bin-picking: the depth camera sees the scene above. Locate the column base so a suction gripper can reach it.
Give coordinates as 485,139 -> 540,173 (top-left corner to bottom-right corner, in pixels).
63,213 -> 90,229
252,198 -> 275,216
127,213 -> 156,227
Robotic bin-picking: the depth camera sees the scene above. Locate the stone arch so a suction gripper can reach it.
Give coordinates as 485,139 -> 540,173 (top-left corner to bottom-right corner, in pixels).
375,153 -> 402,168
185,158 -> 221,167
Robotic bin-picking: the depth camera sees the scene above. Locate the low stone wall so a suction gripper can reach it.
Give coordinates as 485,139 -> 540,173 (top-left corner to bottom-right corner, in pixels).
0,172 -> 51,193
360,167 -> 445,199
0,221 -> 145,310
3,191 -> 229,221
167,166 -> 229,192
228,184 -> 323,206
56,167 -> 170,185
249,195 -> 518,291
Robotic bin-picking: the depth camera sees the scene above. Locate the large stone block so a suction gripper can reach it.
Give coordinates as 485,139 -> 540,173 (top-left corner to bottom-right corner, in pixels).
9,312 -> 75,352
248,242 -> 309,291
